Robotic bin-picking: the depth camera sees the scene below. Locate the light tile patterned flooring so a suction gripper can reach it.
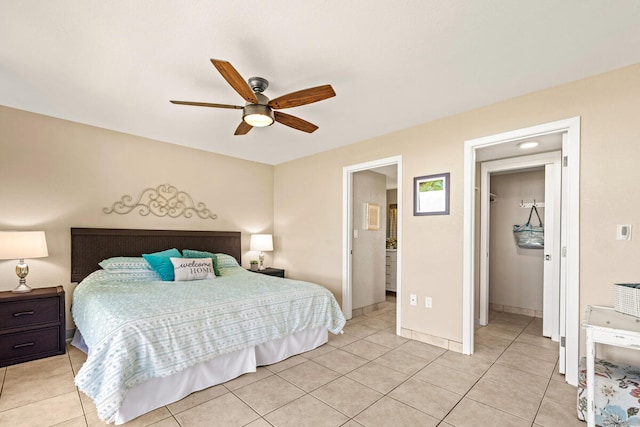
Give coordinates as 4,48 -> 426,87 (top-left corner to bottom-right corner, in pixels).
0,297 -> 584,427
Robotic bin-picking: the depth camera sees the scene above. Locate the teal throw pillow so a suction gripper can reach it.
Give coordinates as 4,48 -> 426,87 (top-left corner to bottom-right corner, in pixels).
182,249 -> 220,276
142,248 -> 181,281
215,253 -> 240,269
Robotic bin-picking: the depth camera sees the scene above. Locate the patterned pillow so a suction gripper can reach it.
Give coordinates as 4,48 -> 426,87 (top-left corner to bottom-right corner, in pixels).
215,253 -> 240,269
170,257 -> 215,281
181,249 -> 220,276
142,248 -> 181,281
101,270 -> 161,282
98,257 -> 153,272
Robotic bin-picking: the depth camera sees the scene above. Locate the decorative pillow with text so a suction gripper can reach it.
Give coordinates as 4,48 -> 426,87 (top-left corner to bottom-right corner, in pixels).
170,257 -> 215,281
181,249 -> 220,276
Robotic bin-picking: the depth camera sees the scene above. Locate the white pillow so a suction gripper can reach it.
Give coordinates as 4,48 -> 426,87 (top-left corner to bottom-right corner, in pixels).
170,257 -> 215,281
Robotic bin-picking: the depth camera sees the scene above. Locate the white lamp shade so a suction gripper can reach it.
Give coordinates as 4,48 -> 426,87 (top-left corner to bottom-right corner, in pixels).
250,234 -> 273,252
0,231 -> 49,260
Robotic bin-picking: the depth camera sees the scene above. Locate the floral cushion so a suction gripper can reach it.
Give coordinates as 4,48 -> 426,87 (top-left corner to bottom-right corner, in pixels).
577,357 -> 640,426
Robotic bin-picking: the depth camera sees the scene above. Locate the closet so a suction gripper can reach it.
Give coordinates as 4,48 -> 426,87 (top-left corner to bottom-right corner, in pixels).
488,169 -> 545,320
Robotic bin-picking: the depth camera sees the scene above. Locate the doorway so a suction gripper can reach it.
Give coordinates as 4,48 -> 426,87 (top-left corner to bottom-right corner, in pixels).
462,117 -> 581,386
342,156 -> 402,335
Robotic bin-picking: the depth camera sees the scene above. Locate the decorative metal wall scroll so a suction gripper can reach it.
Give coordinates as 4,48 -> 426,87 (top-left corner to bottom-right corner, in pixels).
104,184 -> 217,220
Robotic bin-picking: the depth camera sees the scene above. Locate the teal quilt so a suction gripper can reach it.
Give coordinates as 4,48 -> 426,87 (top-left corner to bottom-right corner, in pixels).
72,266 -> 345,422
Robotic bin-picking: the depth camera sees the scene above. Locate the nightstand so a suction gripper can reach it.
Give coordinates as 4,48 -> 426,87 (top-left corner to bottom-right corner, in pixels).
248,267 -> 285,278
0,286 -> 66,367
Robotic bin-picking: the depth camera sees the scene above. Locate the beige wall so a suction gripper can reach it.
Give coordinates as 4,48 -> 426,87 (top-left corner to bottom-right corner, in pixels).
0,106 -> 274,331
274,63 -> 640,351
489,170 -> 545,314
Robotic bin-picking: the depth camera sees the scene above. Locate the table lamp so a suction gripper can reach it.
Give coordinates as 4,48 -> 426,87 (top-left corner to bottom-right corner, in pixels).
250,234 -> 273,270
0,231 -> 49,293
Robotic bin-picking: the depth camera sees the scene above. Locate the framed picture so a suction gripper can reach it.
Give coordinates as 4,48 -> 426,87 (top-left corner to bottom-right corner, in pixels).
414,172 -> 450,216
364,203 -> 381,230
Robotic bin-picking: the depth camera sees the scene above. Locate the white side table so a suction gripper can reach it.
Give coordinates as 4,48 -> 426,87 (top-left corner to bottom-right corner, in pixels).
581,305 -> 640,427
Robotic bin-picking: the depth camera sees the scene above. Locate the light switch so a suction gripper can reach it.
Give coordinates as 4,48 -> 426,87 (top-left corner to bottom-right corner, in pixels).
617,225 -> 632,240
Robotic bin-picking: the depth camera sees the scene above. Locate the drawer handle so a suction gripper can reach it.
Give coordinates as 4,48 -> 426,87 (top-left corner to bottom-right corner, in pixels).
13,342 -> 35,349
13,310 -> 35,317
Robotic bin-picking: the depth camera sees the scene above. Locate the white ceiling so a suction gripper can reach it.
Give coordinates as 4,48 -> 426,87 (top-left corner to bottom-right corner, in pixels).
2,1 -> 640,165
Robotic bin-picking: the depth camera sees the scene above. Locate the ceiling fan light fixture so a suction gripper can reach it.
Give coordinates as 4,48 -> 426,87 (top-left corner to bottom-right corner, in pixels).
243,104 -> 274,127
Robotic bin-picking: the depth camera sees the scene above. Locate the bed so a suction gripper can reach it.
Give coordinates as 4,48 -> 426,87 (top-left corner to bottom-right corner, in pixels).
69,228 -> 346,425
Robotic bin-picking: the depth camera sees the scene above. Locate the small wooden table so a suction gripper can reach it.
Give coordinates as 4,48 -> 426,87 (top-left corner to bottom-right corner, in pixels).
582,305 -> 640,427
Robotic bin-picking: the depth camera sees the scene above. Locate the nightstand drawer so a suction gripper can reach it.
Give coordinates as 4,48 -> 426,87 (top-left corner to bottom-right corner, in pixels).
0,326 -> 63,365
0,297 -> 61,329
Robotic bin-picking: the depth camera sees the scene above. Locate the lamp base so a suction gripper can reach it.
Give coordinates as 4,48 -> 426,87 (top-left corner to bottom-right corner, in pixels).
259,252 -> 266,270
13,260 -> 33,292
12,283 -> 33,293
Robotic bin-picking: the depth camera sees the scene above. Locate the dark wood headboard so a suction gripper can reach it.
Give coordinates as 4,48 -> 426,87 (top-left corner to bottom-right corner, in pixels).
71,228 -> 241,283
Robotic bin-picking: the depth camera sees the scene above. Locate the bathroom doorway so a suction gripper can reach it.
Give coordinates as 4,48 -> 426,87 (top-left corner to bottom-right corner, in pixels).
342,156 -> 402,335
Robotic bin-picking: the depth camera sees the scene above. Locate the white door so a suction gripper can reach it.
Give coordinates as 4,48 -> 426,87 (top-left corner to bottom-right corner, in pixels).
558,133 -> 569,373
543,159 -> 562,341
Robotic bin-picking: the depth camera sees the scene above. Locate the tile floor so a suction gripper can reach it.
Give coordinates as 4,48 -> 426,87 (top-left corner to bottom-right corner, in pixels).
0,297 -> 585,427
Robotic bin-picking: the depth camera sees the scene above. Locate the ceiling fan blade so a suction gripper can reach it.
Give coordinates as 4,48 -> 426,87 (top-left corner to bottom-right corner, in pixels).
170,100 -> 243,109
274,111 -> 319,133
234,121 -> 253,135
268,85 -> 336,110
210,59 -> 259,104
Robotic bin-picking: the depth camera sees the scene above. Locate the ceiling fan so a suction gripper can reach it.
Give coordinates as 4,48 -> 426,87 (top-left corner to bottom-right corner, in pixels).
170,59 -> 336,135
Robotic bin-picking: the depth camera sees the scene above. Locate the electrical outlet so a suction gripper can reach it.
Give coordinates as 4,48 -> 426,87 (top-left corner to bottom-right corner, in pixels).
409,294 -> 417,306
425,297 -> 432,308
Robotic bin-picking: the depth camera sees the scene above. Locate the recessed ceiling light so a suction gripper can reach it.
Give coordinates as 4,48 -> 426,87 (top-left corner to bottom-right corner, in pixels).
518,141 -> 539,149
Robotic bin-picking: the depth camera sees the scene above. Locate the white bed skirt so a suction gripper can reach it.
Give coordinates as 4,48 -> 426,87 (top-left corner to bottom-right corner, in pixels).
74,327 -> 328,425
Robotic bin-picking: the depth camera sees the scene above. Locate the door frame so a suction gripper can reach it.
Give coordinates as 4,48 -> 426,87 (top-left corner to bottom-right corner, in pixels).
463,117 -> 580,386
343,155 -> 402,334
479,152 -> 562,341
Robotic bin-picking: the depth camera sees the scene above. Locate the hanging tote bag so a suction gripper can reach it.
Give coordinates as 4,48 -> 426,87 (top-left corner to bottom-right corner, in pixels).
513,205 -> 544,249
